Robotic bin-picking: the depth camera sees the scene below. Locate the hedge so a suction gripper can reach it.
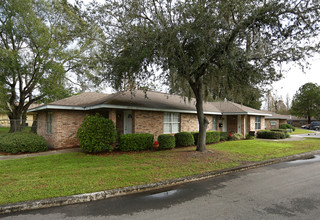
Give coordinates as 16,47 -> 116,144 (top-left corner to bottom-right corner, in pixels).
279,123 -> 296,131
0,132 -> 48,154
76,114 -> 117,153
229,133 -> 244,140
271,129 -> 290,138
257,130 -> 286,139
174,132 -> 194,147
219,132 -> 229,141
158,134 -> 175,149
192,131 -> 220,145
118,133 -> 154,151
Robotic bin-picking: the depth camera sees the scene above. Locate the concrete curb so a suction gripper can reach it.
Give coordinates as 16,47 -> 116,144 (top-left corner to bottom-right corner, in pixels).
1,150 -> 320,215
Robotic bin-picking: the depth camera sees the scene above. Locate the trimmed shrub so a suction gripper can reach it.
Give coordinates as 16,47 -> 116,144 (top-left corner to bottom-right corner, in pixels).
76,114 -> 117,153
175,132 -> 194,147
0,132 -> 48,154
249,131 -> 256,136
257,130 -> 285,139
246,133 -> 255,140
158,134 -> 175,149
192,131 -> 220,145
271,129 -> 290,138
279,123 -> 296,131
206,131 -> 220,143
230,133 -> 244,141
118,133 -> 154,151
219,132 -> 229,141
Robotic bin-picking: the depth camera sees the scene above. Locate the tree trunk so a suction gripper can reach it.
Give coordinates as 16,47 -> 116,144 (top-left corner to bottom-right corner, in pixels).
8,107 -> 26,133
308,115 -> 311,124
190,79 -> 209,152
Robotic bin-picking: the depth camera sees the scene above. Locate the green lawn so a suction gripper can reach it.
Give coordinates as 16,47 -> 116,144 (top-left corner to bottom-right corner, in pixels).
291,128 -> 315,134
0,126 -> 31,134
1,138 -> 320,205
0,127 -> 9,133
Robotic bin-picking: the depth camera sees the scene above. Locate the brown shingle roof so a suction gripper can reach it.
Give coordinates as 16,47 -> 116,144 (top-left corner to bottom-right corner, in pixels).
100,90 -> 221,113
212,101 -> 269,115
49,92 -> 111,107
29,90 -> 270,116
262,110 -> 290,119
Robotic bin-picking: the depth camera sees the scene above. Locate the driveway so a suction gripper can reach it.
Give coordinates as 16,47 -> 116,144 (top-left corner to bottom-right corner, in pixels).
3,155 -> 320,220
291,131 -> 320,138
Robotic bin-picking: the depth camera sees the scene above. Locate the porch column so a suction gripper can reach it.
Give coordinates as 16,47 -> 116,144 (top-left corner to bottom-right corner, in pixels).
109,109 -> 117,126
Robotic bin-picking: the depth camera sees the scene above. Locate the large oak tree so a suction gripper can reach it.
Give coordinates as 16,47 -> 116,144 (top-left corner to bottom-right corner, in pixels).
0,0 -> 96,132
95,0 -> 320,151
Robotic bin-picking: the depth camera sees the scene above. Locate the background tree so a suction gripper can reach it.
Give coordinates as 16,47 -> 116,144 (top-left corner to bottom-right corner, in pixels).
265,91 -> 289,114
0,0 -> 96,132
291,83 -> 320,124
211,85 -> 263,110
95,0 -> 320,152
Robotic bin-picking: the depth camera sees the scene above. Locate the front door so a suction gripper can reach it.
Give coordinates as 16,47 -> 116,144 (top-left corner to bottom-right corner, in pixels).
237,115 -> 242,133
123,110 -> 132,134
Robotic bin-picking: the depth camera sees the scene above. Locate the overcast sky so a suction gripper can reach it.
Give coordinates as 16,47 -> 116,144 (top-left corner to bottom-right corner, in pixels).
270,54 -> 320,101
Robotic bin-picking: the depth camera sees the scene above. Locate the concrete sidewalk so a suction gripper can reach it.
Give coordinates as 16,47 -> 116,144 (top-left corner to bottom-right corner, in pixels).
0,148 -> 82,160
291,131 -> 320,138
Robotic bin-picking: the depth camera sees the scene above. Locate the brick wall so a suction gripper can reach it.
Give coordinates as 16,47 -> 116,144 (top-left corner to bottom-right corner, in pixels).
261,117 -> 266,130
133,110 -> 164,140
248,116 -> 255,131
265,119 -> 279,130
180,114 -> 215,132
54,110 -> 87,148
279,119 -> 287,125
181,113 -> 198,132
37,111 -> 56,148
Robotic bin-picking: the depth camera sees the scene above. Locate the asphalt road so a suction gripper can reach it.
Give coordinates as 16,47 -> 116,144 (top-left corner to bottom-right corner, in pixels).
3,155 -> 320,220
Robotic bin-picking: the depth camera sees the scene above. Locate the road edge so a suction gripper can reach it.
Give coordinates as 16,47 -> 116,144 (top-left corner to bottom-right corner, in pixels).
1,150 -> 320,215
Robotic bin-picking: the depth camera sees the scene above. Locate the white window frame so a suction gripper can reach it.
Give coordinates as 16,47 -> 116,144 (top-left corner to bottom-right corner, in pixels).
164,112 -> 180,134
255,116 -> 261,130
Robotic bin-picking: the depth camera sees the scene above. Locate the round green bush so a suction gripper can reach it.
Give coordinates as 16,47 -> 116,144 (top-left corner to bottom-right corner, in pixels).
174,132 -> 194,147
118,133 -> 154,151
158,134 -> 175,149
76,114 -> 117,153
279,123 -> 296,131
0,132 -> 48,154
230,133 -> 244,140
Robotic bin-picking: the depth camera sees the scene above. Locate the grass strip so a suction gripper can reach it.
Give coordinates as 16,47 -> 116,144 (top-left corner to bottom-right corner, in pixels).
291,128 -> 315,134
1,138 -> 320,205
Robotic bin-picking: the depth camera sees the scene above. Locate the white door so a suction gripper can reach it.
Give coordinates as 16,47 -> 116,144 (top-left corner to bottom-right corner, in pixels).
124,110 -> 132,134
237,115 -> 242,133
223,116 -> 227,132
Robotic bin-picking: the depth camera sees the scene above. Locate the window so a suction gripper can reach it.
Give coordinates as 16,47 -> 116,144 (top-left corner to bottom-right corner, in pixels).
212,116 -> 217,131
164,112 -> 180,133
255,116 -> 261,129
47,112 -> 52,134
270,121 -> 277,126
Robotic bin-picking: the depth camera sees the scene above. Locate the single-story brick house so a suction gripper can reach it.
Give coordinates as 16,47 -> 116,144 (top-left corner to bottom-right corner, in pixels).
263,111 -> 289,130
29,90 -> 272,148
287,115 -> 317,127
